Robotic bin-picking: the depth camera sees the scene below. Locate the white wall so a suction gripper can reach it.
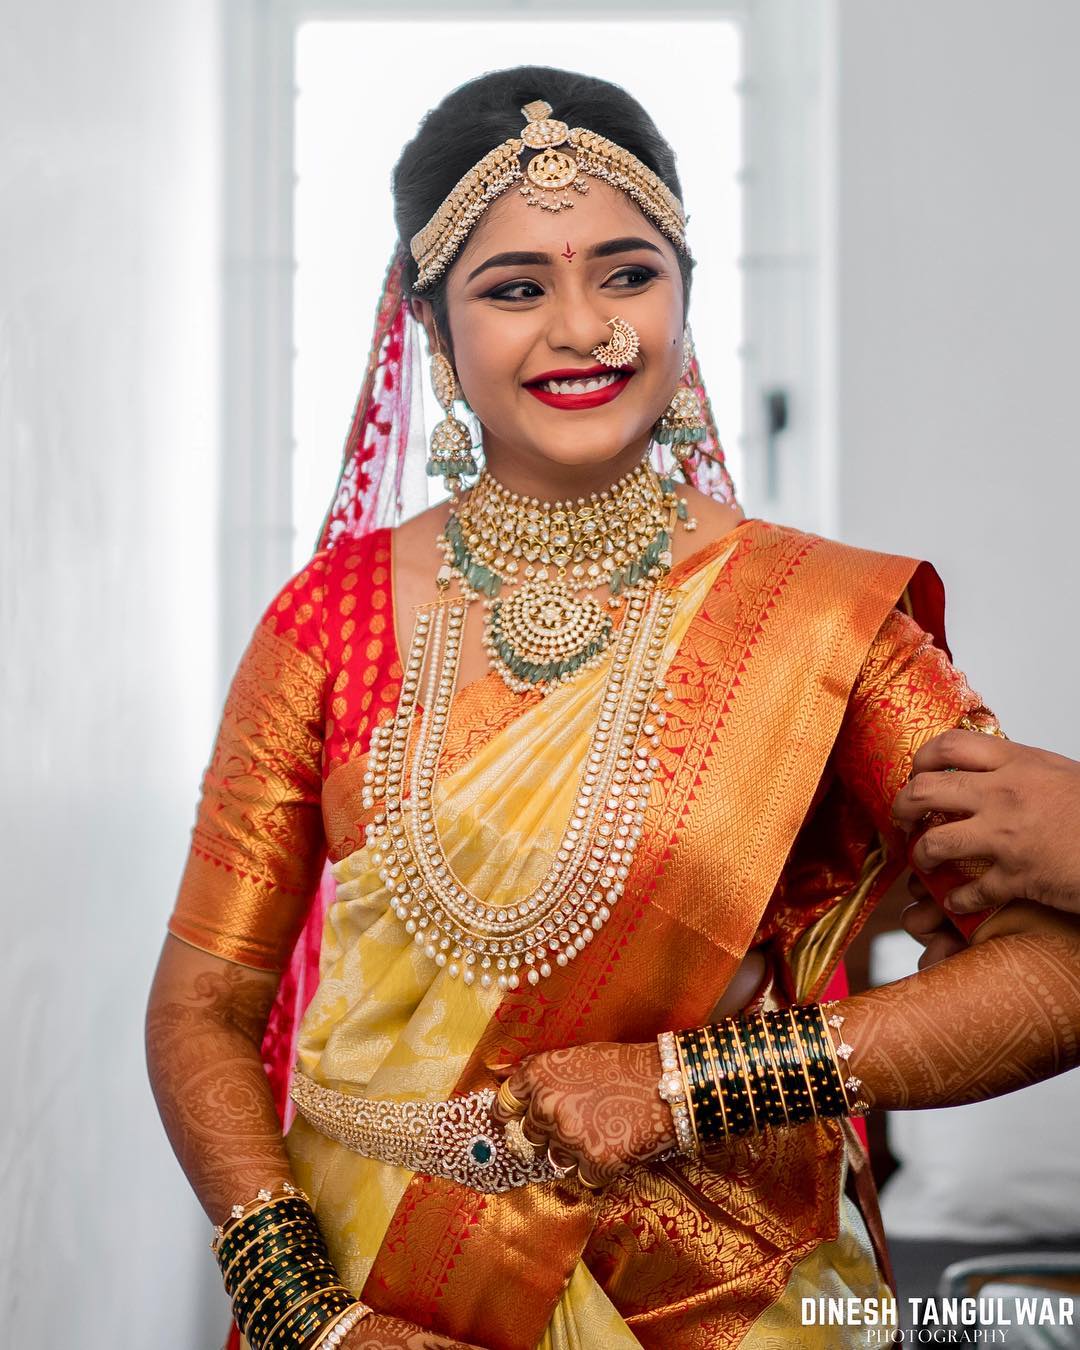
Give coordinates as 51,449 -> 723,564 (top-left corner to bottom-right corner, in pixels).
0,2 -> 229,1344
836,0 -> 1080,756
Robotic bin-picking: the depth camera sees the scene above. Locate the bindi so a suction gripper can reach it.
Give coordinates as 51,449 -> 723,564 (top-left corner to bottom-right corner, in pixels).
561,241 -> 576,262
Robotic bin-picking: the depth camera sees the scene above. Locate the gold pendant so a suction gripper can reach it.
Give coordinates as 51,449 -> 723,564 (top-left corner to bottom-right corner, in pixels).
485,574 -> 613,693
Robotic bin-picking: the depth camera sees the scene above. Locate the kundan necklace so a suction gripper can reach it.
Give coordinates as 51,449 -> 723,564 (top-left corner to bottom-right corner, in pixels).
358,459 -> 703,989
436,459 -> 696,693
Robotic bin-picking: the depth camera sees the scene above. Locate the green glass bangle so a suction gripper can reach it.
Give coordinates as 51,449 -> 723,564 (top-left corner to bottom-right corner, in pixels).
700,1025 -> 732,1141
739,1014 -> 787,1129
227,1232 -> 329,1299
675,1026 -> 718,1134
783,1006 -> 824,1121
708,1019 -> 756,1137
803,1005 -> 850,1115
223,1220 -> 322,1292
231,1244 -> 336,1324
767,1012 -> 816,1124
687,1027 -> 726,1143
263,1286 -> 353,1350
216,1197 -> 315,1271
243,1269 -> 342,1347
789,1005 -> 847,1116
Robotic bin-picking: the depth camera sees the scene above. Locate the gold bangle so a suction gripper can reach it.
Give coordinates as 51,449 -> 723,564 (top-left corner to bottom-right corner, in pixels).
261,1285 -> 351,1350
308,1301 -> 374,1350
496,1079 -> 527,1117
821,1003 -> 869,1115
212,1182 -> 309,1253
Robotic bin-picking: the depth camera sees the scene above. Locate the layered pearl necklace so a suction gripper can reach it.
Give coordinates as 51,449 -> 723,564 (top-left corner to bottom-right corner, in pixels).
359,462 -> 696,989
363,588 -> 677,988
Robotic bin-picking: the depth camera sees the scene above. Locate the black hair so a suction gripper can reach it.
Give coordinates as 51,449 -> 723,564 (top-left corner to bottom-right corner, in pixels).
392,65 -> 694,339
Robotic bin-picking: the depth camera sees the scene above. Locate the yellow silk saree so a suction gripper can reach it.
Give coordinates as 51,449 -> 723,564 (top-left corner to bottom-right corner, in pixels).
170,518 -> 995,1348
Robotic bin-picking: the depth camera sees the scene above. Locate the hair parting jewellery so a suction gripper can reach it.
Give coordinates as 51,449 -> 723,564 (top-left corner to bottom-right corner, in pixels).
409,100 -> 688,291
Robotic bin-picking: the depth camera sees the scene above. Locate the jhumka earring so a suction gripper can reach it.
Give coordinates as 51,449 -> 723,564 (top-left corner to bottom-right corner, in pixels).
427,335 -> 478,494
592,316 -> 640,368
653,326 -> 707,473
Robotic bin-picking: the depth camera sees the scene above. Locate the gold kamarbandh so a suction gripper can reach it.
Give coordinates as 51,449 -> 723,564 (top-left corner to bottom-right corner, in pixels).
409,100 -> 688,290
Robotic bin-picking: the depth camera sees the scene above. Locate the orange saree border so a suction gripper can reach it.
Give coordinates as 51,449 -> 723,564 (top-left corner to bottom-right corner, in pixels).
362,523 -> 924,1347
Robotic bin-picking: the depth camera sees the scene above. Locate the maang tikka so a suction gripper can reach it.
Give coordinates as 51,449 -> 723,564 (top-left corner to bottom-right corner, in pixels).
653,326 -> 707,472
427,334 -> 478,493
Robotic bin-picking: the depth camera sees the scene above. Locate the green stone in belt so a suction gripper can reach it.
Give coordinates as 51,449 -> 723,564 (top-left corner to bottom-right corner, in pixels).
471,1138 -> 493,1164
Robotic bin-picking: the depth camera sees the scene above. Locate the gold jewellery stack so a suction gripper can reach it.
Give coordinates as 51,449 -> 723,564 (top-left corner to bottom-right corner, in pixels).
656,1006 -> 870,1155
436,459 -> 694,693
211,1183 -> 371,1349
359,417 -> 706,987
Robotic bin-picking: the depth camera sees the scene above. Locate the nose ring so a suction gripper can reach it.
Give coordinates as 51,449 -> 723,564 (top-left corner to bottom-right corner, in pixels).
591,316 -> 640,368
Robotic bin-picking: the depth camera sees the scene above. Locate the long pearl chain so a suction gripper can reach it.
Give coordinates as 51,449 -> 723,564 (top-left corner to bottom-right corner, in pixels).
362,587 -> 678,988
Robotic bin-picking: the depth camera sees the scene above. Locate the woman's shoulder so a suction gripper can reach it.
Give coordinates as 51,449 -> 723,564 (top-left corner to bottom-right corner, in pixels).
257,529 -> 396,661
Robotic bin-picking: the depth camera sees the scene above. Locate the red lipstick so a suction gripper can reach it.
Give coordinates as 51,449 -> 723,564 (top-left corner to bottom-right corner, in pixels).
524,364 -> 635,411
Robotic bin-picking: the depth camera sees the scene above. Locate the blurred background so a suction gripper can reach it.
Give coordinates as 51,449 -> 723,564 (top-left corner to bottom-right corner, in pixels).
3,1 -> 1079,1345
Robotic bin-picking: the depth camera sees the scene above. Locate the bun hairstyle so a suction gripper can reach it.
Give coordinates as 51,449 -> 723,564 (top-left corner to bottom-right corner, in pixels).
392,65 -> 695,340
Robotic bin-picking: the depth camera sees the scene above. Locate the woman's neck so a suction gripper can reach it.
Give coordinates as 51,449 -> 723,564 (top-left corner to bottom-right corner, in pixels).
478,432 -> 652,502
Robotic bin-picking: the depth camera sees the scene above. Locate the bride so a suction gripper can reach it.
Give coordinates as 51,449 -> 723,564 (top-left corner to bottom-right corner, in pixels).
147,65 -> 1080,1350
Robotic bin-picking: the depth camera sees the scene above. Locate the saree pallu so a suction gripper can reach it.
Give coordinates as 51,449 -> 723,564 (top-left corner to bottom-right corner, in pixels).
170,520 -> 997,1349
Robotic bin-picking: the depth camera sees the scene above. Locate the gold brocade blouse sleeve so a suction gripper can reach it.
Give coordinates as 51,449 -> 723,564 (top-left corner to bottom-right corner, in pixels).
834,607 -> 999,824
832,606 -> 1001,935
167,559 -> 330,972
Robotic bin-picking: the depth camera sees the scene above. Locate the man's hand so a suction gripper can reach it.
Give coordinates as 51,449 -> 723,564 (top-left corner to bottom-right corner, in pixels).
902,874 -> 969,968
891,730 -> 1080,916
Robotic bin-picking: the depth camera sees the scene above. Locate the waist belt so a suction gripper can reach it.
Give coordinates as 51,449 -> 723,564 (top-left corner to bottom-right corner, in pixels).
289,1069 -> 560,1194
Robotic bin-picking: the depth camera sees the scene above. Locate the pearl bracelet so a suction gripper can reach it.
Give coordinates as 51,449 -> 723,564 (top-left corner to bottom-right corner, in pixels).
656,1031 -> 698,1156
310,1301 -> 373,1348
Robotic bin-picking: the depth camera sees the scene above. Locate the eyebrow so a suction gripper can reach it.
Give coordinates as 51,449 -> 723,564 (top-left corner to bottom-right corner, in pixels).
465,236 -> 663,283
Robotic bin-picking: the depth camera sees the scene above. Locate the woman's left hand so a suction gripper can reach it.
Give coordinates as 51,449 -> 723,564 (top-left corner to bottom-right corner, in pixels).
491,1041 -> 674,1189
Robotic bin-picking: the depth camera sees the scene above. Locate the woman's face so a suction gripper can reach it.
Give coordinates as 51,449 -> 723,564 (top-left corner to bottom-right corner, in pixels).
422,180 -> 685,493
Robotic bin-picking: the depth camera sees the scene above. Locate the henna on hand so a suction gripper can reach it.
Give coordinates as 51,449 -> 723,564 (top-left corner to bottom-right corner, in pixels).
344,1313 -> 486,1349
493,1041 -> 674,1187
145,935 -> 292,1225
835,930 -> 1080,1110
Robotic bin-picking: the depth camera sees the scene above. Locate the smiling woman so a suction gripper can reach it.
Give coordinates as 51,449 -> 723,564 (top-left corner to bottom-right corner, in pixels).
148,64 -> 1080,1350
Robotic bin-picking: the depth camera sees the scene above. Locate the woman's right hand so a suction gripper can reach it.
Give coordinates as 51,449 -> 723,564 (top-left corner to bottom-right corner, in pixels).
342,1312 -> 487,1350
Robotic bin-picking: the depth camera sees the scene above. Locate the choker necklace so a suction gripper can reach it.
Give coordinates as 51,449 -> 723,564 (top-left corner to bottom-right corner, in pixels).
437,459 -> 696,693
